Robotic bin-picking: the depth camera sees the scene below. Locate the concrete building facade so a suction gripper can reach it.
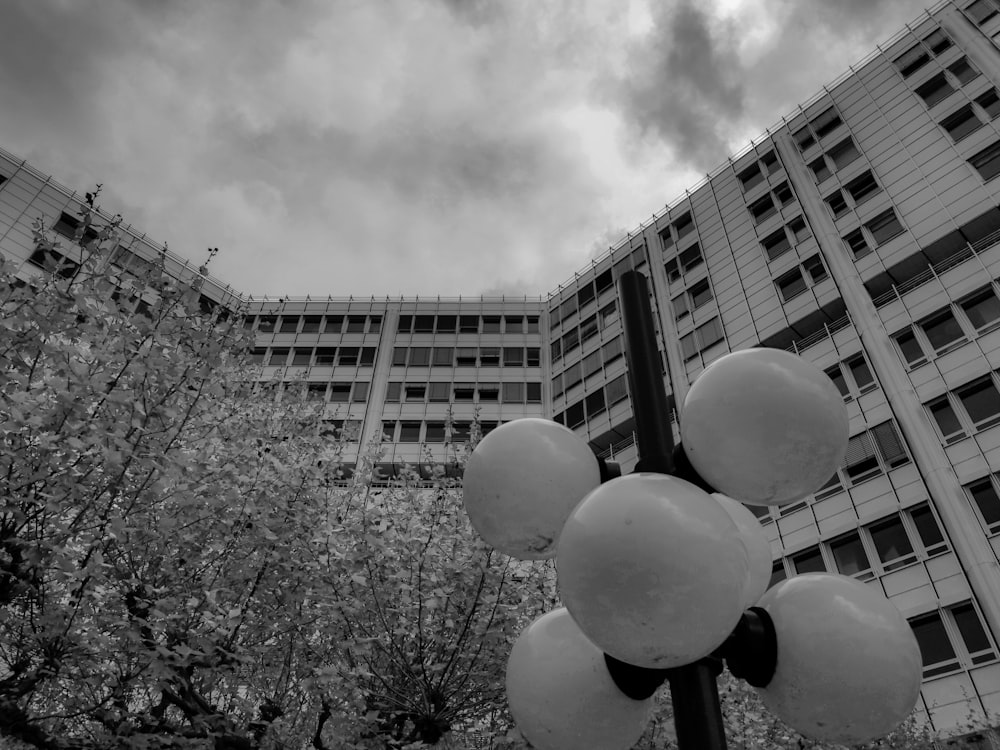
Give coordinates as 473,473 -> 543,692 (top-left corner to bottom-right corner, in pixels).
4,0 -> 1000,736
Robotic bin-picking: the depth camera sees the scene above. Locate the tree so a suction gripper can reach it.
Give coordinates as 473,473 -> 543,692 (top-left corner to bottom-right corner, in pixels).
0,197 -> 554,749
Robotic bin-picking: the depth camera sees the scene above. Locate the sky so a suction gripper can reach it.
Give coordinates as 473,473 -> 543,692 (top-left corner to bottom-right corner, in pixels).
0,0 -> 939,299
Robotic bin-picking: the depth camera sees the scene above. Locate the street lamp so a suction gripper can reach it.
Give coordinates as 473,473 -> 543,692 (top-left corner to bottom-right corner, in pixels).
462,271 -> 922,750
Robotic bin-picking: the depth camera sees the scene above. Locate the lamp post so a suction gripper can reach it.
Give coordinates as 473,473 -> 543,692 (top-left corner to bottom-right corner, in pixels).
462,271 -> 923,750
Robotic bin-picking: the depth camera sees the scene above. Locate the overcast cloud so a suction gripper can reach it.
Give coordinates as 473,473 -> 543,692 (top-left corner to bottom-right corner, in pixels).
0,0 -> 933,298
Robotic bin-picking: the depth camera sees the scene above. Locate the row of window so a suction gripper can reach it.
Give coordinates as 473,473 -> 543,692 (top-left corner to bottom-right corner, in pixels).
253,314 -> 382,336
381,419 -> 498,444
672,278 -> 713,320
398,313 -> 540,335
256,346 -> 377,368
658,211 -> 695,250
794,106 -> 844,152
286,381 -> 370,403
760,215 -> 812,262
966,0 -> 1000,25
808,135 -> 861,183
824,170 -> 881,220
737,150 -> 782,193
550,302 -> 619,363
747,181 -> 795,226
680,317 -> 725,361
552,336 -> 625,399
914,56 -> 980,109
385,380 -> 542,404
664,243 -> 704,284
813,420 -> 911,501
938,89 -> 1000,143
926,371 -> 1000,444
775,255 -> 829,302
549,269 -> 615,326
392,346 -> 541,368
893,27 -> 952,78
842,208 -> 907,259
825,353 -> 877,401
552,373 -> 630,428
891,283 -> 1000,367
911,601 -> 997,678
773,503 -> 947,585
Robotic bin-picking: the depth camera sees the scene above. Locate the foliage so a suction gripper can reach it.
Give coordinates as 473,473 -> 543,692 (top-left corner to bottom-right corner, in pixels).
0,198 -> 554,749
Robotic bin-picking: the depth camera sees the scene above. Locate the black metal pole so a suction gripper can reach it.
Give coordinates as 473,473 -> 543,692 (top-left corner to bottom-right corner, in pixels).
617,270 -> 728,750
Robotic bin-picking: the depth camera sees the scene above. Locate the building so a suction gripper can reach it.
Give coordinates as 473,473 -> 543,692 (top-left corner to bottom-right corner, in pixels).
4,0 -> 1000,738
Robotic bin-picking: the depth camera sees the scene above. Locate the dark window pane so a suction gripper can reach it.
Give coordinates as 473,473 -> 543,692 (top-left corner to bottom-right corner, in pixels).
827,138 -> 860,170
826,366 -> 850,398
915,73 -> 955,107
922,310 -> 964,352
961,288 -> 1000,330
792,546 -> 826,574
830,532 -> 870,576
968,479 -> 1000,526
895,329 -> 926,366
970,140 -> 1000,181
952,604 -> 993,654
870,517 -> 915,570
910,613 -> 957,675
847,355 -> 875,391
866,209 -> 906,245
911,504 -> 946,551
957,377 -> 1000,426
769,562 -> 786,588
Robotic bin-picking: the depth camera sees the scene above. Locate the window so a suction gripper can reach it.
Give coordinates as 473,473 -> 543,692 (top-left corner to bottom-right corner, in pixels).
762,228 -> 792,260
582,350 -> 602,378
672,294 -> 690,320
324,315 -> 342,334
268,348 -> 289,366
502,382 -> 525,403
794,125 -> 816,151
872,420 -> 909,468
409,347 -> 431,367
940,104 -> 983,142
844,432 -> 880,483
480,348 -> 500,366
504,347 -> 524,366
454,383 -> 475,401
761,151 -> 780,175
966,477 -> 1000,532
460,315 -> 479,333
678,244 -> 703,272
910,504 -> 948,556
505,315 -> 525,333
951,603 -> 996,664
739,164 -> 765,192
456,347 -> 478,366
527,347 -> 541,366
948,56 -> 979,86
527,316 -> 540,333
773,181 -> 794,206
696,317 -> 725,350
257,315 -> 277,333
956,376 -> 1000,428
392,347 -> 408,366
291,348 -> 312,366
405,384 -> 426,402
565,401 -> 585,428
921,309 -> 964,353
811,107 -> 842,139
606,374 -> 628,405
809,156 -> 831,182
681,333 -> 698,360
826,365 -> 851,399
562,328 -> 580,355
788,216 -> 810,243
961,287 -> 1000,331
975,88 -> 1000,119
674,212 -> 694,238
665,258 -> 681,283
924,28 -> 952,55
776,268 -> 807,302
792,546 -> 826,574
825,190 -> 849,219
830,531 -> 872,579
929,396 -> 965,443
827,138 -> 860,171
527,383 -> 542,402
329,383 -> 352,403
969,140 -> 1000,181
749,194 -> 777,224
690,279 -> 712,308
846,354 -> 875,393
338,347 -> 359,366
399,422 -> 422,442
482,316 -> 501,333
803,255 -> 828,284
301,315 -> 322,333
478,382 -> 499,401
580,315 -> 599,343
435,315 -> 457,333
659,227 -> 675,251
306,383 -> 327,401
347,315 -> 367,333
601,337 -> 623,364
279,316 -> 299,333
843,228 -> 870,259
894,45 -> 930,77
845,171 -> 880,203
870,517 -> 916,571
966,0 -> 999,24
352,382 -> 370,402
769,562 -> 787,588
911,611 -> 959,677
865,209 -> 905,246
425,422 -> 446,443
894,328 -> 928,367
428,382 -> 450,402
915,73 -> 954,107
386,382 -> 402,402
585,389 -> 606,418
250,348 -> 267,365
433,347 -> 454,366
563,361 -> 583,389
